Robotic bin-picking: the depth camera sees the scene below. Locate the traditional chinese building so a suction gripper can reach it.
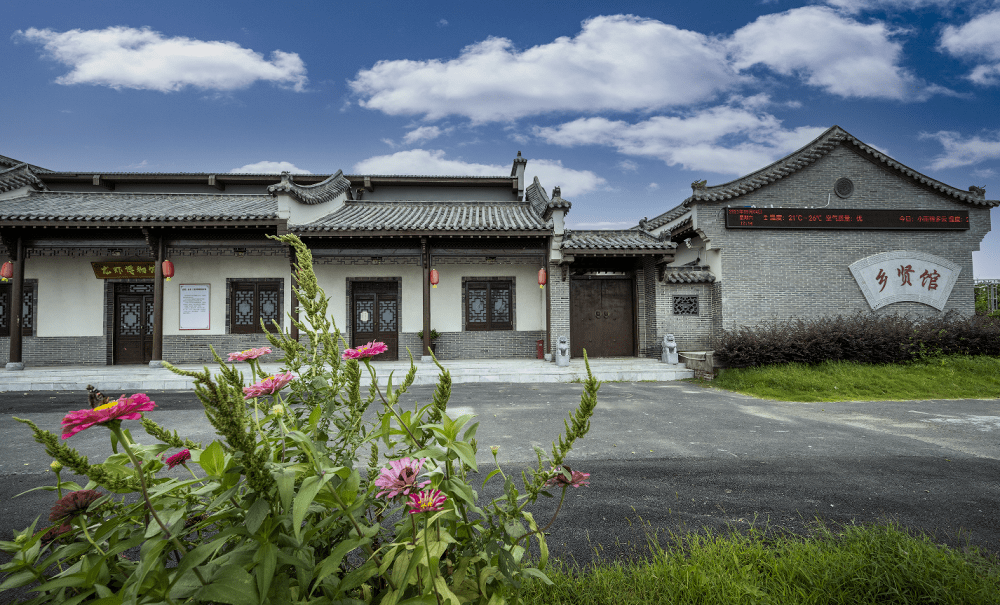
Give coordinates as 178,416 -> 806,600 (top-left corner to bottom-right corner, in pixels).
0,125 -> 995,368
644,125 -> 997,350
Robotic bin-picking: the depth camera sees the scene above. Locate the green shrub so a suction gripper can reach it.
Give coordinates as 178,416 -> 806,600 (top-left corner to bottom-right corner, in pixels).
715,312 -> 1000,368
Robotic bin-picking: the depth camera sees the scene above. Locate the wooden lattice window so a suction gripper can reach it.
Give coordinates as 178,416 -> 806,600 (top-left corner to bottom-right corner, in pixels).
0,282 -> 35,337
230,281 -> 281,334
465,280 -> 513,331
672,295 -> 699,316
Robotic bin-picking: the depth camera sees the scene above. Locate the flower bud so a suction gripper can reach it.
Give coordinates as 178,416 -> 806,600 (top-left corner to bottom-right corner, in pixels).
490,446 -> 500,456
50,460 -> 63,472
14,534 -> 27,545
270,404 -> 284,416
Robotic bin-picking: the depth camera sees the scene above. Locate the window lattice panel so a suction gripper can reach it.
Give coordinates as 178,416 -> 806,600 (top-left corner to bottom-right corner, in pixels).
119,301 -> 143,335
379,299 -> 397,332
259,289 -> 279,325
468,289 -> 488,324
356,300 -> 374,332
234,289 -> 256,327
145,298 -> 153,335
0,290 -> 7,332
491,289 -> 510,324
673,295 -> 699,316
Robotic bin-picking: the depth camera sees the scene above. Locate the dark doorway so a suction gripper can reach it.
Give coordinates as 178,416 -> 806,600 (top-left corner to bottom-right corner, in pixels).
114,283 -> 154,365
570,276 -> 635,358
351,281 -> 399,361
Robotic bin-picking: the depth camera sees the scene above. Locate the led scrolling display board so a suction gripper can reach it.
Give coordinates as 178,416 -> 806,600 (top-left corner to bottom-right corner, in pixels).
725,208 -> 970,230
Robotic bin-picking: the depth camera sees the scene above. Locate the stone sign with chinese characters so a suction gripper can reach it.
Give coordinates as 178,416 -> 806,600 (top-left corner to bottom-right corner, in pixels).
849,251 -> 960,311
91,261 -> 156,279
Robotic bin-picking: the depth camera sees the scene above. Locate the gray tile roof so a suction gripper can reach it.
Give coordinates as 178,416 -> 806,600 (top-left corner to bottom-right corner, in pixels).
644,203 -> 689,230
662,268 -> 716,283
525,176 -> 549,217
0,156 -> 52,174
562,230 -> 674,252
687,126 -> 999,207
267,170 -> 352,205
0,164 -> 48,194
0,190 -> 277,222
294,201 -> 549,233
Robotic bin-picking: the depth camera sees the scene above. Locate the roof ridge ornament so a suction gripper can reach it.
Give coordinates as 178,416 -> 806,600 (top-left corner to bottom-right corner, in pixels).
691,179 -> 707,191
969,185 -> 986,199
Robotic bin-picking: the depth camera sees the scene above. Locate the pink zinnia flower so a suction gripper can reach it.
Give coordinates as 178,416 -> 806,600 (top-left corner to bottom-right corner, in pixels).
227,347 -> 272,362
242,372 -> 296,399
408,489 -> 447,515
49,489 -> 103,522
341,341 -> 389,360
163,449 -> 191,470
61,393 -> 156,439
374,457 -> 431,499
544,467 -> 590,489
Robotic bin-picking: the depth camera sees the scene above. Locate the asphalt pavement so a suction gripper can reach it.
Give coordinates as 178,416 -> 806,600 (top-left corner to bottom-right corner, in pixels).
1,381 -> 997,599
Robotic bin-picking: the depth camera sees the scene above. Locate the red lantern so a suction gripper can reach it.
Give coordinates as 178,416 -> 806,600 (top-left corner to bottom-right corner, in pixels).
429,268 -> 439,288
162,259 -> 175,281
0,261 -> 12,281
538,267 -> 547,289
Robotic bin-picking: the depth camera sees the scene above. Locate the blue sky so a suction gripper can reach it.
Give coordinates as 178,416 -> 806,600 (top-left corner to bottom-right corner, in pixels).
4,0 -> 1000,277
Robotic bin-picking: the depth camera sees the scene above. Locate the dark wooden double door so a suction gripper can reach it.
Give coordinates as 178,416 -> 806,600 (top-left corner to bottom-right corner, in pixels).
352,281 -> 399,361
114,283 -> 154,365
570,277 -> 635,358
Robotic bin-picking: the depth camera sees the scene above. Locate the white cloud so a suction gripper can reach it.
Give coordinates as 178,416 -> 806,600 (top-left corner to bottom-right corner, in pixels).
352,149 -> 607,196
350,15 -> 739,122
14,26 -> 307,92
403,126 -> 447,144
230,161 -> 311,174
437,19 -> 449,27
940,10 -> 1000,85
535,104 -> 827,175
921,130 -> 1000,170
973,168 -> 997,179
729,6 -> 930,99
825,0 -> 957,13
618,160 -> 639,172
646,183 -> 660,191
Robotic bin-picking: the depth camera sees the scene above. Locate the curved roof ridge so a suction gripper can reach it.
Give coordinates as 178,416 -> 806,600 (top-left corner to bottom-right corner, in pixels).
687,125 -> 997,207
267,170 -> 351,205
0,163 -> 48,194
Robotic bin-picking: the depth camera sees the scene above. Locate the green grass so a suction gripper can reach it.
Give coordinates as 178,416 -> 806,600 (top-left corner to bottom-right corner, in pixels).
700,355 -> 1000,402
521,524 -> 1000,605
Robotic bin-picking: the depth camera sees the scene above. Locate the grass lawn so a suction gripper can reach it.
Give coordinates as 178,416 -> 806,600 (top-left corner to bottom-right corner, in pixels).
699,355 -> 1000,402
521,524 -> 999,605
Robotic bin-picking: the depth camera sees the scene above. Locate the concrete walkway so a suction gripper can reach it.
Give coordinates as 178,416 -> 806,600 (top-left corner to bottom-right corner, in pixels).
0,357 -> 692,392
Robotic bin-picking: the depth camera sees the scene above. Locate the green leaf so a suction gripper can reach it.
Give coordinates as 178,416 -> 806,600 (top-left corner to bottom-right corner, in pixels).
255,542 -> 277,598
193,564 -> 259,605
397,596 -> 439,605
433,575 -> 463,605
462,420 -> 480,442
0,570 -> 36,591
520,567 -> 553,585
276,469 -> 295,513
170,529 -> 237,588
524,511 -> 547,570
313,535 -> 365,586
482,469 -> 502,488
449,442 -> 478,472
292,474 -> 331,543
199,441 -> 225,477
244,498 -> 270,535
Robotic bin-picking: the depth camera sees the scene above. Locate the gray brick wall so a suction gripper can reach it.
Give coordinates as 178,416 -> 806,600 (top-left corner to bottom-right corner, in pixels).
656,283 -> 715,351
0,336 -> 106,366
548,261 -> 570,358
694,145 -> 992,331
399,330 -> 546,360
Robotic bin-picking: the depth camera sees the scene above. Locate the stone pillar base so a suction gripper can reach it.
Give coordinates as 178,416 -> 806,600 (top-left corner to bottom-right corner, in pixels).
148,360 -> 164,368
5,362 -> 24,371
420,355 -> 433,363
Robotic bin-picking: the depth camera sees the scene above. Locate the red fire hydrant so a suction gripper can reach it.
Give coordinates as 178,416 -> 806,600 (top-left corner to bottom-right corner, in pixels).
536,339 -> 544,360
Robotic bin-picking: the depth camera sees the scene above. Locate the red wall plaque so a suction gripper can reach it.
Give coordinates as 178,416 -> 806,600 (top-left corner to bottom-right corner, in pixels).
725,208 -> 969,230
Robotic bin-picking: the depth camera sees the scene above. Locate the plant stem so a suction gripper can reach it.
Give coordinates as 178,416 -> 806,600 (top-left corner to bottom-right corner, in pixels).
515,485 -> 567,547
110,425 -> 208,587
76,516 -> 105,556
424,513 -> 442,605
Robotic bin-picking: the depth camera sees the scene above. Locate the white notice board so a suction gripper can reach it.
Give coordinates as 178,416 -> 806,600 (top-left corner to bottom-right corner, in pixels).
179,284 -> 211,330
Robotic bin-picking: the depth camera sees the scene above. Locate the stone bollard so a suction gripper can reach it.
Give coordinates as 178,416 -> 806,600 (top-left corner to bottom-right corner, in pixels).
555,336 -> 570,367
661,334 -> 679,365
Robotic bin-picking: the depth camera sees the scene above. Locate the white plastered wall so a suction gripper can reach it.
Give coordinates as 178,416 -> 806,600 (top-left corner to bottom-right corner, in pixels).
30,257 -> 106,337
164,256 -> 291,335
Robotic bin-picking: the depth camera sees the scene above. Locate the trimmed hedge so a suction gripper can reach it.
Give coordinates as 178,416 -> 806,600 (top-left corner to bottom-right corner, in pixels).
715,312 -> 1000,368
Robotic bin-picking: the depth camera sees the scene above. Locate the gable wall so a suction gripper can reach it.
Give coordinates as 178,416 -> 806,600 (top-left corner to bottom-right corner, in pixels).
693,144 -> 992,333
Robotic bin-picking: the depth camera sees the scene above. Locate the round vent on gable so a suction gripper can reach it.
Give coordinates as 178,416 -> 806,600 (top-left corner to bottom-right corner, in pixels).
834,177 -> 854,198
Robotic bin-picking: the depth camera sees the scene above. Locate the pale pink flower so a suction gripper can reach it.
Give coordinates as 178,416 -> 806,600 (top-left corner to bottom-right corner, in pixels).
242,372 -> 296,399
408,489 -> 447,515
163,449 -> 191,470
374,457 -> 431,499
341,341 -> 389,360
61,393 -> 156,439
227,347 -> 272,362
544,467 -> 590,489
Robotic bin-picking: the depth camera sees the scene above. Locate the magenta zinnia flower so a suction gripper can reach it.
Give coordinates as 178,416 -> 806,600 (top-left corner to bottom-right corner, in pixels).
544,467 -> 590,489
408,489 -> 447,515
342,341 -> 389,360
61,393 -> 156,439
227,347 -> 272,362
49,489 -> 104,522
163,449 -> 191,470
374,457 -> 431,499
242,372 -> 296,399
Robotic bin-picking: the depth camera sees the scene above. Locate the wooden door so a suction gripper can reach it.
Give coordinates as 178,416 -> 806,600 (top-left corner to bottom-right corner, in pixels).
114,283 -> 154,364
570,277 -> 634,358
352,282 -> 399,361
